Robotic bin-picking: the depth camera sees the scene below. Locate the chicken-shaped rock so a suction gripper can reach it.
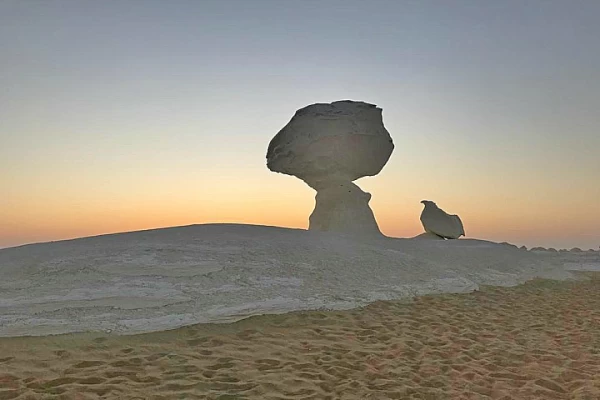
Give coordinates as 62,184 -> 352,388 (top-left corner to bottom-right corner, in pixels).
419,200 -> 465,239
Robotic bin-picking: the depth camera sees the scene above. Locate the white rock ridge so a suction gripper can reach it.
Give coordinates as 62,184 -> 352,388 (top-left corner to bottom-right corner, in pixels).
0,223 -> 582,337
420,200 -> 465,239
267,100 -> 394,235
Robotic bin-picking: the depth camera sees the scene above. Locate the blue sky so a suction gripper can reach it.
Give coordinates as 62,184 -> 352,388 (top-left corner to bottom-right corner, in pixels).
1,0 -> 599,249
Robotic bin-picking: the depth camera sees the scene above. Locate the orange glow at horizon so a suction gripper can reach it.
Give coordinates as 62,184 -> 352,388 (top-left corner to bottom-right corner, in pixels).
3,172 -> 599,250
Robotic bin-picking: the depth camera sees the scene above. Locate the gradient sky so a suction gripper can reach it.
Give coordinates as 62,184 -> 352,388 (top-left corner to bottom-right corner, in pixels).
1,0 -> 599,250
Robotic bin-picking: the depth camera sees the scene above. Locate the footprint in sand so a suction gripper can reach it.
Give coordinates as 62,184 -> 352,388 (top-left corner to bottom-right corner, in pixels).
77,377 -> 107,385
120,347 -> 135,354
144,353 -> 168,362
206,361 -> 235,371
164,364 -> 200,374
186,337 -> 210,346
202,370 -> 216,379
110,357 -> 143,368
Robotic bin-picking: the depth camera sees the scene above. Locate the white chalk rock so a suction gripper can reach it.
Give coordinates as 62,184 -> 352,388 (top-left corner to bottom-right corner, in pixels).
412,232 -> 446,240
267,101 -> 394,235
420,200 -> 465,239
267,100 -> 394,189
308,182 -> 381,235
531,247 -> 547,252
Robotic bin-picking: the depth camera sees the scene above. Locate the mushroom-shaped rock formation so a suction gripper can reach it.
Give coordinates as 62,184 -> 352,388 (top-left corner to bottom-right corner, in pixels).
267,100 -> 394,235
419,200 -> 465,239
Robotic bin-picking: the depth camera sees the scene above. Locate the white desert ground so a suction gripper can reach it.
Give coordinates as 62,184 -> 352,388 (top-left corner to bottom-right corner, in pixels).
1,223 -> 600,399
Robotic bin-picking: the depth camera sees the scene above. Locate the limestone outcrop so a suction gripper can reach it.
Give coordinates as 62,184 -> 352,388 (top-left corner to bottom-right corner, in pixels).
412,232 -> 446,240
419,200 -> 465,239
267,100 -> 394,235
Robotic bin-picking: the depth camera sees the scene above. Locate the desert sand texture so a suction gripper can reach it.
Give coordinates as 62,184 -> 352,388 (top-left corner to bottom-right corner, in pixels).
1,272 -> 599,400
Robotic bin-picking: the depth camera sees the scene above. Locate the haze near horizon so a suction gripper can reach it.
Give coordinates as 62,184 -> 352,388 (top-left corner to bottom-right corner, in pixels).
1,0 -> 599,250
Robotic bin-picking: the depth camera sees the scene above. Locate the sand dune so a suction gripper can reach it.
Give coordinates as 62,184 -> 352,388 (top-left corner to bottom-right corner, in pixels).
1,272 -> 599,399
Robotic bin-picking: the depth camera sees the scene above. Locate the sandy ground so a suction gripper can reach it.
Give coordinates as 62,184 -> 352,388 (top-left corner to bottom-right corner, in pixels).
1,272 -> 599,400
